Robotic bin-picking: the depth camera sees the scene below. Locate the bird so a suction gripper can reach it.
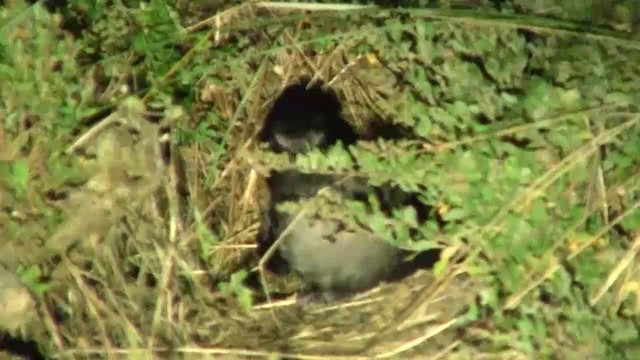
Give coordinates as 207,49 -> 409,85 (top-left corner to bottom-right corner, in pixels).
257,79 -> 420,301
257,79 -> 357,155
273,199 -> 404,302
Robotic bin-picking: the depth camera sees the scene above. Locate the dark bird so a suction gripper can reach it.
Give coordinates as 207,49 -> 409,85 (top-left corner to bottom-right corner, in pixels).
257,79 -> 437,301
257,79 -> 357,155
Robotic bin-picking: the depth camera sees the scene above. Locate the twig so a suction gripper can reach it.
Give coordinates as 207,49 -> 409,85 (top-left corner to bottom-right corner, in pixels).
254,2 -> 375,11
375,318 -> 459,359
590,233 -> 640,306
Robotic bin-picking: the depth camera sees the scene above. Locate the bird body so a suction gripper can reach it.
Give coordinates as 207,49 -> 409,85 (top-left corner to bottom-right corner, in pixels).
258,79 -> 416,300
263,165 -> 406,301
277,212 -> 402,300
257,80 -> 356,155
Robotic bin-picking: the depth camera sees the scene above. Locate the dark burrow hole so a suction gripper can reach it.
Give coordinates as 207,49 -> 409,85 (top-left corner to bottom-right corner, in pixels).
0,332 -> 47,360
257,77 -> 358,154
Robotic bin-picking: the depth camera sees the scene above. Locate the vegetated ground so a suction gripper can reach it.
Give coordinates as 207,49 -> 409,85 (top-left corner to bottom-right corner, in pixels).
1,0 -> 640,359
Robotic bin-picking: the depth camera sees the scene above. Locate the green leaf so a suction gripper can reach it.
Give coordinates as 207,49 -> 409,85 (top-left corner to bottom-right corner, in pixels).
6,159 -> 30,199
621,208 -> 640,232
396,206 -> 418,227
442,208 -> 466,222
433,256 -> 449,277
605,92 -> 634,106
523,77 -> 553,119
17,265 -> 51,296
325,143 -> 354,171
218,270 -> 254,312
132,33 -> 148,52
530,198 -> 548,224
463,301 -> 479,322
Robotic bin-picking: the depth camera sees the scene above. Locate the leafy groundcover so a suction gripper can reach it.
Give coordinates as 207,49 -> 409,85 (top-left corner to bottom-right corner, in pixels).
1,1 -> 639,359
